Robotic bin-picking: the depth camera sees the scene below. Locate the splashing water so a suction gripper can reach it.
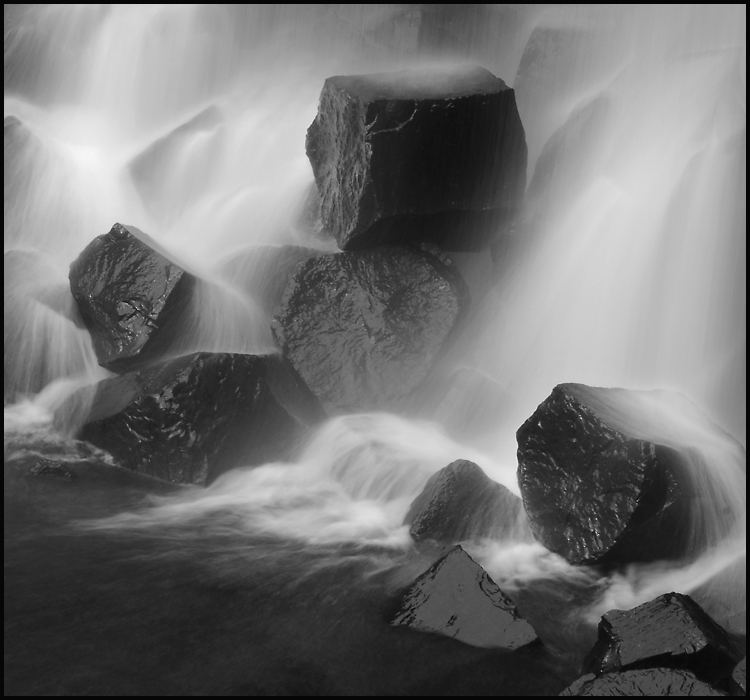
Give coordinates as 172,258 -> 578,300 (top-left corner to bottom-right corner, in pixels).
4,2 -> 746,642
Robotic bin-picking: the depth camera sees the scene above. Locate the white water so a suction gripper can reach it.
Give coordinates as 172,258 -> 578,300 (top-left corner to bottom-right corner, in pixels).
4,5 -> 746,625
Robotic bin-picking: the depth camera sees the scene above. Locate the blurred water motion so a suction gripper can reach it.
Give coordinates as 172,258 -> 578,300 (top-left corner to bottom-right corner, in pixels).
4,3 -> 746,634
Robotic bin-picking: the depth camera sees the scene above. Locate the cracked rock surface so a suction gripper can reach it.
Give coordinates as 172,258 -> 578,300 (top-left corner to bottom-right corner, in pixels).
306,65 -> 527,250
271,245 -> 467,414
69,223 -> 196,372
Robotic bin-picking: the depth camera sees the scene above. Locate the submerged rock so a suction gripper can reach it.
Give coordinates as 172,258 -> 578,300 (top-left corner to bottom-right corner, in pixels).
584,592 -> 742,683
560,668 -> 727,696
306,65 -> 526,250
404,460 -> 523,543
390,545 -> 537,650
69,223 -> 196,373
128,105 -> 224,226
516,384 -> 699,566
79,352 -> 300,485
271,246 -> 467,414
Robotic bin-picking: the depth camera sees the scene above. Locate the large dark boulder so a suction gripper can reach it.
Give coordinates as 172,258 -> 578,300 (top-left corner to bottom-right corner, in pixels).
271,245 -> 467,414
390,545 -> 537,650
404,460 -> 524,543
516,384 -> 702,566
306,65 -> 526,251
69,223 -> 196,373
79,352 -> 301,485
560,669 -> 727,696
584,592 -> 742,683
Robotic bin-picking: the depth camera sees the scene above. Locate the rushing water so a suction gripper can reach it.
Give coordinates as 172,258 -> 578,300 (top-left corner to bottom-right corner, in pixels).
4,4 -> 746,695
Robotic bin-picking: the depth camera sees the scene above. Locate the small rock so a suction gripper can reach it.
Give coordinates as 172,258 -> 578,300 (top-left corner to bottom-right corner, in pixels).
28,459 -> 74,482
584,592 -> 742,683
404,460 -> 523,543
390,545 -> 537,650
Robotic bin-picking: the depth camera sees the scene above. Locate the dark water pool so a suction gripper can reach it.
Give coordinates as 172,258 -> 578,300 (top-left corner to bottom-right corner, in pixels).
5,453 -> 600,697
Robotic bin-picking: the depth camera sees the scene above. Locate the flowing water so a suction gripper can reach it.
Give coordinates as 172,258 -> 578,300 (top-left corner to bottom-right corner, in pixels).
4,4 -> 746,695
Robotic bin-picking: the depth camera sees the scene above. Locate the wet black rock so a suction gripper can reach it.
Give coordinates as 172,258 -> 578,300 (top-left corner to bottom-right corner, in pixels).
390,545 -> 537,650
516,384 -> 696,566
220,244 -> 323,319
559,668 -> 727,696
404,460 -> 524,543
271,246 -> 467,414
79,352 -> 300,485
306,65 -> 526,251
69,223 -> 196,373
729,657 -> 746,696
584,592 -> 742,683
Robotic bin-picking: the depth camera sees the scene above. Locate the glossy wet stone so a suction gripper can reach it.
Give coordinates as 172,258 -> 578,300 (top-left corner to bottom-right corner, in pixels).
560,668 -> 727,696
79,352 -> 300,485
390,545 -> 537,650
584,593 -> 743,684
516,384 -> 697,566
271,245 -> 467,414
404,460 -> 524,543
69,223 -> 196,373
306,65 -> 527,250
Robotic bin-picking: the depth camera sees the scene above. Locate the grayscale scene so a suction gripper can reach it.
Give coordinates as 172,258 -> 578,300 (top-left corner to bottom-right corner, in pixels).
4,4 -> 746,696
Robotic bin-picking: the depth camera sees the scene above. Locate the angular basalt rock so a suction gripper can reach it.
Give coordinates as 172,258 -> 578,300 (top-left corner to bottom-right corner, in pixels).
404,460 -> 524,543
516,384 -> 697,566
79,352 -> 300,485
584,592 -> 742,683
390,545 -> 537,650
306,65 -> 527,251
271,246 -> 467,414
69,223 -> 196,373
220,244 -> 323,319
559,669 -> 727,696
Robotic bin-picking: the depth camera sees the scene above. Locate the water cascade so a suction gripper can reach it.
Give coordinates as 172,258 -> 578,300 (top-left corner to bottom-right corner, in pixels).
4,5 -> 745,695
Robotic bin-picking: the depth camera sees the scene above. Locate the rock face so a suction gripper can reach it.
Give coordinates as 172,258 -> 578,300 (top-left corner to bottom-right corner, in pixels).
516,384 -> 694,566
69,223 -> 196,373
306,65 -> 526,251
584,593 -> 742,683
404,460 -> 523,543
390,545 -> 537,650
559,668 -> 727,696
271,246 -> 467,414
80,352 -> 300,485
